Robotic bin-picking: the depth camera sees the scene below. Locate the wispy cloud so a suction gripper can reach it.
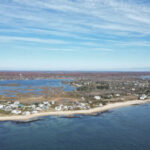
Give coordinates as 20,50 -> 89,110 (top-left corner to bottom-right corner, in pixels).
0,36 -> 66,44
0,0 -> 150,50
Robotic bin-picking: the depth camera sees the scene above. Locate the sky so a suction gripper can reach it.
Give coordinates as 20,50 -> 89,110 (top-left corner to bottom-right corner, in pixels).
0,0 -> 150,71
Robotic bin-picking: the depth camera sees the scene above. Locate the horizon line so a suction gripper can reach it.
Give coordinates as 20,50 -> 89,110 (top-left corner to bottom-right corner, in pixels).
0,70 -> 150,73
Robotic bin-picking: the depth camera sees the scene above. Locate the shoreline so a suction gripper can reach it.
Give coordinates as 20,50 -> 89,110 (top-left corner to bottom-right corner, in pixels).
0,99 -> 150,122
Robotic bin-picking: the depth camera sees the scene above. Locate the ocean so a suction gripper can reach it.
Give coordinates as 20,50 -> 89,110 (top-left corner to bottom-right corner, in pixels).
0,103 -> 150,150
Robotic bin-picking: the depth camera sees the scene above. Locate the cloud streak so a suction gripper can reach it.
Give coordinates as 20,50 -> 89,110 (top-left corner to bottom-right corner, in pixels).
0,36 -> 66,44
0,0 -> 150,51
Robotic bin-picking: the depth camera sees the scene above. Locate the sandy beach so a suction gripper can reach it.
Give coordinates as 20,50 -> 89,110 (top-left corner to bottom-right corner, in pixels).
0,99 -> 150,121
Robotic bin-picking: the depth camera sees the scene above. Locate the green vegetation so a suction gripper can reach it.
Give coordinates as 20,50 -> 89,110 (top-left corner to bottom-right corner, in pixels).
0,109 -> 10,114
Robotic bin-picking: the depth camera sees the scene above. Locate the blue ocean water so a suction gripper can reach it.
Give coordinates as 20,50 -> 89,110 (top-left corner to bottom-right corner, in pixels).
1,103 -> 150,150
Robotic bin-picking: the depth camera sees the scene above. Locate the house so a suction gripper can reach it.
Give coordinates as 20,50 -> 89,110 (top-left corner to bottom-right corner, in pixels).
68,106 -> 73,110
32,111 -> 38,114
94,96 -> 101,100
4,106 -> 12,112
86,106 -> 90,109
73,83 -> 82,87
55,105 -> 63,111
88,101 -> 92,104
36,107 -> 42,111
10,104 -> 18,108
139,94 -> 147,100
115,94 -> 120,97
99,103 -> 103,107
43,105 -> 49,110
18,104 -> 25,107
31,105 -> 36,109
51,101 -> 55,105
14,101 -> 20,105
0,105 -> 4,109
38,104 -> 44,108
43,102 -> 51,107
11,110 -> 21,115
63,105 -> 68,110
81,97 -> 85,101
43,101 -> 49,105
80,103 -> 86,107
22,111 -> 30,115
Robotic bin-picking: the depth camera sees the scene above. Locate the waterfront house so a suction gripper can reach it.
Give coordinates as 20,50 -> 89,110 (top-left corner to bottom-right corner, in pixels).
63,105 -> 68,110
139,94 -> 147,100
22,111 -> 31,115
38,104 -> 44,108
55,105 -> 63,111
0,105 -> 4,109
31,105 -> 36,109
4,106 -> 12,112
11,110 -> 21,115
94,96 -> 101,100
36,107 -> 42,111
68,106 -> 73,110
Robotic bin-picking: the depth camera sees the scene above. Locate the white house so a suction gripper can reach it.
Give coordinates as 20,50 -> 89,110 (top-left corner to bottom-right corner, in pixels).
32,111 -> 38,114
36,107 -> 42,111
10,104 -> 18,108
63,105 -> 68,110
80,103 -> 86,107
14,101 -> 20,105
11,110 -> 21,115
81,97 -> 85,101
0,105 -> 4,109
22,111 -> 31,115
99,103 -> 103,107
55,105 -> 62,111
31,105 -> 36,109
38,104 -> 44,108
94,96 -> 101,100
73,83 -> 82,87
43,101 -> 49,105
4,106 -> 12,112
115,94 -> 120,97
139,94 -> 147,100
51,101 -> 55,105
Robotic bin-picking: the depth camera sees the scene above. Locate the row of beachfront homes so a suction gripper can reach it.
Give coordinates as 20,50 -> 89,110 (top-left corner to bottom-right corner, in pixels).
0,101 -> 53,115
0,94 -> 148,116
0,99 -> 103,116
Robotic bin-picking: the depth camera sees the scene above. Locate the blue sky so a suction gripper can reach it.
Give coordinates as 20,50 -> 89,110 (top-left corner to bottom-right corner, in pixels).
0,0 -> 150,71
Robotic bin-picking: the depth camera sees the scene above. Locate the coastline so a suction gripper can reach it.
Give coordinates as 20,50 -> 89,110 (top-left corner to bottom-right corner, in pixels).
0,99 -> 150,122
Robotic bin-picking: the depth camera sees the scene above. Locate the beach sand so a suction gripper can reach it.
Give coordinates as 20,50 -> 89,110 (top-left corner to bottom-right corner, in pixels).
0,99 -> 150,121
